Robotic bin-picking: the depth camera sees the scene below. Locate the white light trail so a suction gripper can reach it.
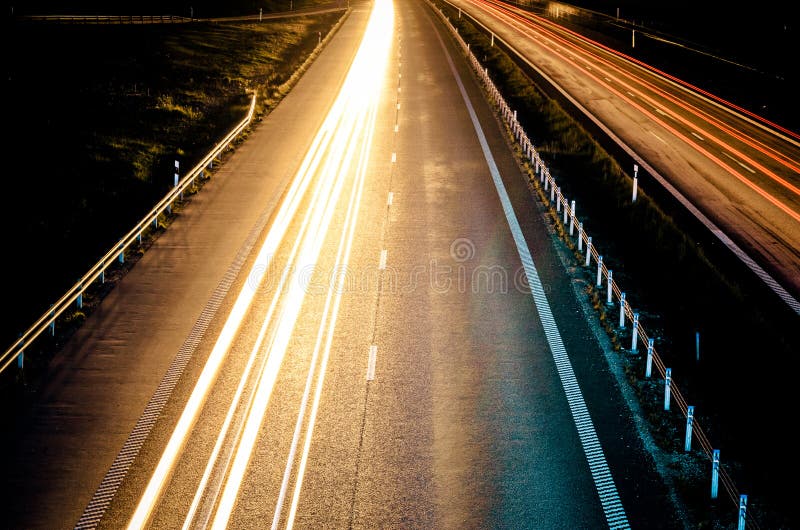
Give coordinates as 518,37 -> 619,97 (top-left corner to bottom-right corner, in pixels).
128,0 -> 393,523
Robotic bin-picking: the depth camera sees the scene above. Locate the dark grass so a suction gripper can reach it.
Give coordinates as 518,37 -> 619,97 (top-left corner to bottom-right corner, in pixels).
2,12 -> 342,392
441,4 -> 800,527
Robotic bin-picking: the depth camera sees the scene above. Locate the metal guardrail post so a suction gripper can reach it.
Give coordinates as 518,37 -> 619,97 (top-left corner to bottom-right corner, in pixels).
619,292 -> 626,327
631,313 -> 639,352
607,270 -> 613,305
685,405 -> 694,451
664,368 -> 671,411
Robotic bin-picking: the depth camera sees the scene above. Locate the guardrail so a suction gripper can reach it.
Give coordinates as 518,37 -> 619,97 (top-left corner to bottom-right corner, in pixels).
19,14 -> 191,24
433,3 -> 755,529
0,92 -> 257,376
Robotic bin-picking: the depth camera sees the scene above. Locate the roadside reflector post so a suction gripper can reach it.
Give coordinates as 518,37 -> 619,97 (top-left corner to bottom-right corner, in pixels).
632,164 -> 639,202
174,160 -> 179,188
137,231 -> 142,245
77,287 -> 83,309
619,292 -> 626,328
631,313 -> 640,353
49,309 -> 55,336
645,337 -> 653,376
118,248 -> 125,264
100,268 -> 105,284
738,495 -> 747,530
152,216 -> 158,230
491,33 -> 494,47
664,368 -> 672,410
18,350 -> 24,370
458,7 -> 461,18
596,255 -> 603,287
556,189 -> 561,212
259,7 -> 262,21
569,200 -> 576,235
632,29 -> 636,48
607,270 -> 613,305
711,449 -> 720,499
585,237 -> 592,267
685,405 -> 694,451
578,222 -> 584,251
563,197 -> 568,224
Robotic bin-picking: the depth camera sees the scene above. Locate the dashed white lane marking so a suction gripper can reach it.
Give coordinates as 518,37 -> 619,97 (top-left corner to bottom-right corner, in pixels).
435,26 -> 630,530
604,77 -> 611,82
626,91 -> 635,97
387,192 -> 394,206
394,124 -> 399,133
397,102 -> 401,110
650,131 -> 666,143
398,86 -> 402,92
722,151 -> 756,173
691,131 -> 705,141
655,108 -> 669,117
586,65 -> 592,70
366,345 -> 377,381
378,249 -> 387,270
391,152 -> 396,163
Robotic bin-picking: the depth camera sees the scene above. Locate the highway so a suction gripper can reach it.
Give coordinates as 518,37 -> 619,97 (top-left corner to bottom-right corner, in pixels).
2,0 -> 677,528
449,0 -> 800,312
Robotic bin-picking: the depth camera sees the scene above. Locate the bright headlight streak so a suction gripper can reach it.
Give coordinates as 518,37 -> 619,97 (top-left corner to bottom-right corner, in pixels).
285,95 -> 380,530
210,1 -> 393,525
271,66 -> 382,530
286,1 -> 392,527
208,105 -> 364,530
182,109 -> 353,530
128,35 -> 360,530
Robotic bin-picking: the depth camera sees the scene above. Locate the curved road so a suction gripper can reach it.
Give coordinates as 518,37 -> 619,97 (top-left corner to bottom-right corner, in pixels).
449,0 -> 800,312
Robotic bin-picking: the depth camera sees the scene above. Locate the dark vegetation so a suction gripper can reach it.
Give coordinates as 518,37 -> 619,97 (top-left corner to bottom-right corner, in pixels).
3,9 -> 343,387
439,3 -> 799,527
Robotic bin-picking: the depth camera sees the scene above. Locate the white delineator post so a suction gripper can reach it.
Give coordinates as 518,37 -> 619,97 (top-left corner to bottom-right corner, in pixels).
738,495 -> 747,530
664,368 -> 671,411
569,200 -> 575,236
711,449 -> 720,499
596,256 -> 603,287
685,405 -> 694,451
619,292 -> 626,328
631,313 -> 639,353
645,337 -> 653,377
632,163 -> 639,202
607,270 -> 613,305
585,237 -> 592,267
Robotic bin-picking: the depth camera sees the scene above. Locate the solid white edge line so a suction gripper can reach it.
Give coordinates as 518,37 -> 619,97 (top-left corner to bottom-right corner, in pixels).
431,13 -> 630,528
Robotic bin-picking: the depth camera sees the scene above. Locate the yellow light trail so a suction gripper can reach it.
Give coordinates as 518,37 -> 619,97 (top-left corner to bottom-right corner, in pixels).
127,0 -> 395,526
211,0 -> 394,525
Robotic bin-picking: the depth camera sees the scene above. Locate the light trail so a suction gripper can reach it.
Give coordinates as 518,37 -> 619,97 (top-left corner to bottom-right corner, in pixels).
460,0 -> 800,224
180,95 -> 352,530
480,0 -> 800,145
478,0 -> 800,191
127,0 -> 394,527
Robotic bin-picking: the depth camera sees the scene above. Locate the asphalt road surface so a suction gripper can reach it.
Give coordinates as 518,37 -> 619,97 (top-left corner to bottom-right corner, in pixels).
2,0 -> 679,528
449,0 -> 800,313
